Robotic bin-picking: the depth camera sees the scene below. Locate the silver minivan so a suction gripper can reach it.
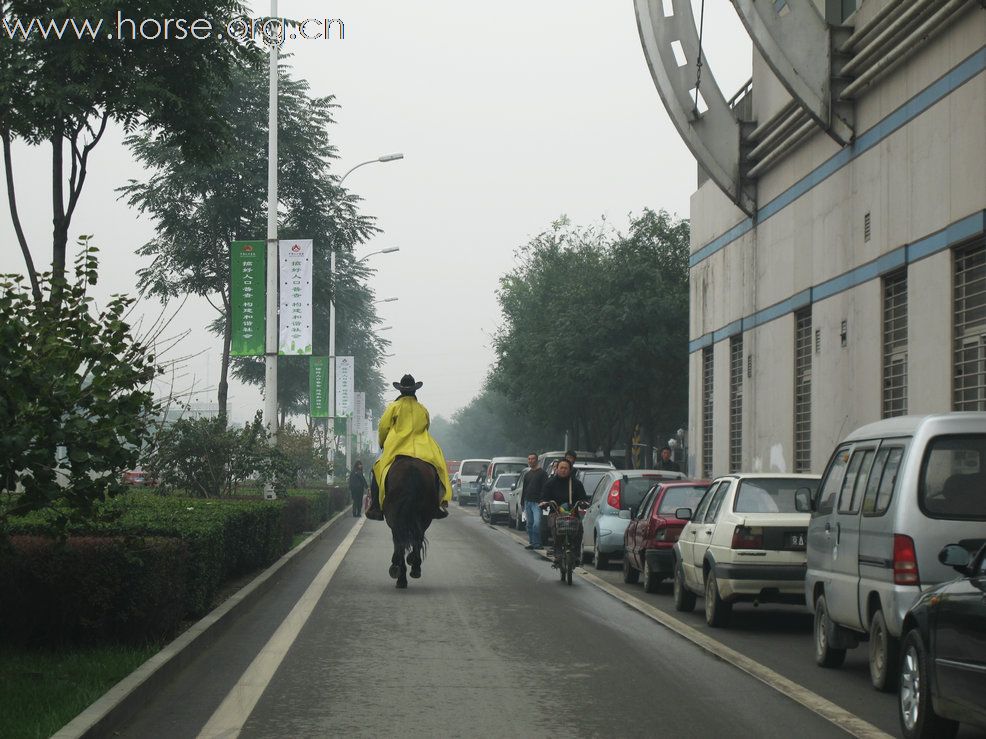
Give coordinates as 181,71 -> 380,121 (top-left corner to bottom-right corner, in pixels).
806,413 -> 986,692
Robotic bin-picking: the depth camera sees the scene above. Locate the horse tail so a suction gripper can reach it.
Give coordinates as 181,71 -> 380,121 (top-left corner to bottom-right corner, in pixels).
391,460 -> 428,559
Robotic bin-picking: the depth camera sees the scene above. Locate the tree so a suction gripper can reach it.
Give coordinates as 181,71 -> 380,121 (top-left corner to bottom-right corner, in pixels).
491,210 -> 690,456
0,0 -> 263,302
123,60 -> 385,424
0,241 -> 160,530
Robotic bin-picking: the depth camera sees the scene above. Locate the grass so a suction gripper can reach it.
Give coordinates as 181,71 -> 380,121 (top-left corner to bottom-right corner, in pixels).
0,643 -> 157,739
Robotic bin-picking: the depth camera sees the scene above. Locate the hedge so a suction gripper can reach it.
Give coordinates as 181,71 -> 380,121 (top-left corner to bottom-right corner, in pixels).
0,536 -> 189,645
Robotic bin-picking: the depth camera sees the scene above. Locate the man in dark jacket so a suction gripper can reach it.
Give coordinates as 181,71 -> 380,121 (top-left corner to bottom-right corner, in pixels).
348,461 -> 369,517
539,458 -> 589,561
657,446 -> 679,472
520,453 -> 547,550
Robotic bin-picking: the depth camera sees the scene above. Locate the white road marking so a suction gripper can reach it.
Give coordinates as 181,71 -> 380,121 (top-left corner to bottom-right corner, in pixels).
494,523 -> 891,739
197,517 -> 366,739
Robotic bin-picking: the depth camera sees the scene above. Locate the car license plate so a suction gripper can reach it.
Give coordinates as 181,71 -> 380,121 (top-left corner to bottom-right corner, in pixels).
786,532 -> 807,549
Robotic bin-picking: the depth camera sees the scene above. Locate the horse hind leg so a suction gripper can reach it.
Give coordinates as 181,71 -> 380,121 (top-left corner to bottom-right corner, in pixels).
408,544 -> 422,579
389,543 -> 402,580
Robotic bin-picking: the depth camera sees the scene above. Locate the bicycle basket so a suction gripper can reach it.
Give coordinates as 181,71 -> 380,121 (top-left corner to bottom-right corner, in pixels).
554,515 -> 580,535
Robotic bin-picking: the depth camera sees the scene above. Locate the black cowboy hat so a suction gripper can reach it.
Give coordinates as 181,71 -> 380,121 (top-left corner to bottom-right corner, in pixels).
393,374 -> 423,393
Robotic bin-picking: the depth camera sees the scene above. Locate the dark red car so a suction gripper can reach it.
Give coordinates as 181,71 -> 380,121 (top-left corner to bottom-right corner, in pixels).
623,480 -> 710,592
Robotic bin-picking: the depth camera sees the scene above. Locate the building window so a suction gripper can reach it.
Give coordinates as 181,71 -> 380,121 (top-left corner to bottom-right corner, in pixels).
954,240 -> 986,411
729,336 -> 743,473
702,346 -> 714,478
883,270 -> 908,418
794,309 -> 812,473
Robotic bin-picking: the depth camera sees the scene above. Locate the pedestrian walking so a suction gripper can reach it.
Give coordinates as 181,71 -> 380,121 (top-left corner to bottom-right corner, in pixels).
349,461 -> 369,517
656,446 -> 679,472
521,453 -> 547,550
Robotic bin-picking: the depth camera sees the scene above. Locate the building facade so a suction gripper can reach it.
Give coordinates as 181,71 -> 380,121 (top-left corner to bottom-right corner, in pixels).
636,2 -> 985,476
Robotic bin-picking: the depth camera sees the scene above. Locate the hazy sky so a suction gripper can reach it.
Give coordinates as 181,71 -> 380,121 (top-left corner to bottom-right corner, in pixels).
0,1 -> 751,421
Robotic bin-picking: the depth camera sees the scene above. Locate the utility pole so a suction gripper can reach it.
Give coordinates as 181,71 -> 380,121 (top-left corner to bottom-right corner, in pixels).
263,0 -> 279,500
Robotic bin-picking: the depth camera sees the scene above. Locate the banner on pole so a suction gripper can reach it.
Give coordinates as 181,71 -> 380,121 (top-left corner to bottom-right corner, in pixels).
230,240 -> 266,356
310,356 -> 329,418
278,239 -> 313,355
334,417 -> 347,435
336,356 -> 355,417
354,392 -> 366,433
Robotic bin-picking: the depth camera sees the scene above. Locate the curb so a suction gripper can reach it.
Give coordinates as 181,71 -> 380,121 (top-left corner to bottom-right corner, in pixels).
489,520 -> 890,739
52,507 -> 351,739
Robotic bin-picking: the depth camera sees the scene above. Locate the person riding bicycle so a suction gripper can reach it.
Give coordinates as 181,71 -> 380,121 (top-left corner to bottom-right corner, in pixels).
539,458 -> 588,562
366,374 -> 452,521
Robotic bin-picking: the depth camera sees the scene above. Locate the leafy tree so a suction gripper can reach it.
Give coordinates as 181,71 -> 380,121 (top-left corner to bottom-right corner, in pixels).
0,0 -> 263,302
0,241 -> 160,531
123,60 -> 386,423
491,210 -> 690,456
146,412 -> 293,498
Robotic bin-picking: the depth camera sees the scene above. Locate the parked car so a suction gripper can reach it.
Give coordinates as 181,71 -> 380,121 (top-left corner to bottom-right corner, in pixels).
897,542 -> 986,739
481,473 -> 520,525
538,451 -> 612,472
447,460 -> 461,476
479,456 -> 527,508
455,458 -> 490,506
805,413 -> 986,691
673,473 -> 820,627
581,469 -> 686,568
624,480 -> 710,592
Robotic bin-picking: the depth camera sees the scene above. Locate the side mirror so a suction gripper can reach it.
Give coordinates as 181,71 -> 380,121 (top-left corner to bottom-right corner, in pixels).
618,509 -> 632,520
676,507 -> 693,521
939,544 -> 972,574
795,487 -> 813,513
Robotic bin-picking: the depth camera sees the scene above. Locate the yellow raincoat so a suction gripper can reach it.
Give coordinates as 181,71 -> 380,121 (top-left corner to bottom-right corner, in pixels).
371,395 -> 453,507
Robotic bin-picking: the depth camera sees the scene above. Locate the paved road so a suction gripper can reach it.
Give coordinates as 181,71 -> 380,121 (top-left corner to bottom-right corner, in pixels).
116,508 -> 892,738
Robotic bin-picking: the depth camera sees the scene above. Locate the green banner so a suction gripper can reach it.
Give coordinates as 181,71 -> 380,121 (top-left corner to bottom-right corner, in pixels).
230,240 -> 266,356
310,356 -> 329,418
334,417 -> 348,435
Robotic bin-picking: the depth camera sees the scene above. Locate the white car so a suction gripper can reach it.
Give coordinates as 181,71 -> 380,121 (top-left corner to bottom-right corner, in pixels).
672,473 -> 820,627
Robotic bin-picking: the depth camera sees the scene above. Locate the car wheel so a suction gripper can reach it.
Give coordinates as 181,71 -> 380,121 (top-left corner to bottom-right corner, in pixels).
704,572 -> 732,627
643,558 -> 662,593
673,562 -> 696,612
869,609 -> 900,692
898,629 -> 958,739
480,504 -> 490,523
593,538 -> 609,570
814,595 -> 847,668
622,555 -> 639,584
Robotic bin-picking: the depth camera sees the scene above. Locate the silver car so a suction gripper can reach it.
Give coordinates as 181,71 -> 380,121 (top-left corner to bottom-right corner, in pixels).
582,469 -> 686,568
806,413 -> 986,692
481,473 -> 519,524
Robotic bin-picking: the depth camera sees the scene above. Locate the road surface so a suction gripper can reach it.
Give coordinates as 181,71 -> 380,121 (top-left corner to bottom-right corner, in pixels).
113,507 -> 901,738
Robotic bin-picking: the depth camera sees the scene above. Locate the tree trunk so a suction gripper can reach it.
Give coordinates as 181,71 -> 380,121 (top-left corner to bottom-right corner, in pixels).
217,292 -> 232,426
51,129 -> 69,291
2,132 -> 42,302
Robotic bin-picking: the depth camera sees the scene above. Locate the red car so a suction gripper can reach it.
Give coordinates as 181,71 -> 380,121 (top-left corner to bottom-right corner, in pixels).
623,480 -> 710,592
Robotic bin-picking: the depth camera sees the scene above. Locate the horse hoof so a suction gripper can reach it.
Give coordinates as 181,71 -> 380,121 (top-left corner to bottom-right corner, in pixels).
410,567 -> 421,579
388,565 -> 400,579
396,579 -> 408,589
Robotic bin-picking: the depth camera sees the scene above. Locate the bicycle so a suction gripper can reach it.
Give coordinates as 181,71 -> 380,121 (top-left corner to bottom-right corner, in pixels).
540,500 -> 588,585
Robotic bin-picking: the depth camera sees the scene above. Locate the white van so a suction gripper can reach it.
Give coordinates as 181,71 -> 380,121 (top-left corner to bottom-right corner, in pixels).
455,458 -> 490,506
806,413 -> 986,691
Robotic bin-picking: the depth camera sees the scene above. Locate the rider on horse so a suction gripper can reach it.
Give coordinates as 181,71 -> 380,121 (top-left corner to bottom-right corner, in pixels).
365,374 -> 453,521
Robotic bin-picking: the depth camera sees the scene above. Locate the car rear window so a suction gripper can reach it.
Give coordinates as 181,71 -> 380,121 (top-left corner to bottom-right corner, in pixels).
460,462 -> 487,477
495,463 -> 526,476
495,474 -> 519,488
622,478 -> 663,509
658,486 -> 708,514
734,478 -> 817,514
920,435 -> 986,520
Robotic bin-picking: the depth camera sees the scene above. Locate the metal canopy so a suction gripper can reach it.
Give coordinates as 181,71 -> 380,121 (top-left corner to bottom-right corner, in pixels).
634,0 -> 756,216
731,0 -> 854,145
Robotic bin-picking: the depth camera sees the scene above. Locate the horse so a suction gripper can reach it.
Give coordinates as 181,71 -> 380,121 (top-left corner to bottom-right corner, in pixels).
383,456 -> 441,589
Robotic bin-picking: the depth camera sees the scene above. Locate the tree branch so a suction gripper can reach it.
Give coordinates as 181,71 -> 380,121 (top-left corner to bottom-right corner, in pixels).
65,111 -> 108,224
2,131 -> 42,302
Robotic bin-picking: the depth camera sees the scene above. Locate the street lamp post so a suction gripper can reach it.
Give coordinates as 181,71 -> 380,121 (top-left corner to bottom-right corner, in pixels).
263,0 -> 280,499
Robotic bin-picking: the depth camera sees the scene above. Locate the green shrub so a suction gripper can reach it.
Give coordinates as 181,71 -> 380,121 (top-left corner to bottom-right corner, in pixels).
0,536 -> 188,645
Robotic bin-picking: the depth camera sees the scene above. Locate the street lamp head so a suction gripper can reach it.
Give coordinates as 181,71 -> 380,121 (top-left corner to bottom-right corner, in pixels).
378,326 -> 392,331
380,247 -> 400,254
375,297 -> 398,304
378,153 -> 404,162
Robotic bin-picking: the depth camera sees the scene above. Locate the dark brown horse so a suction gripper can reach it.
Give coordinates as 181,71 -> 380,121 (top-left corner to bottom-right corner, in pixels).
383,456 -> 442,588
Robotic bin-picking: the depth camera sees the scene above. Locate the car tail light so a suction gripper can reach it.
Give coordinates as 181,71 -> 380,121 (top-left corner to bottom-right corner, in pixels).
606,480 -> 621,509
893,534 -> 920,586
731,526 -> 764,549
493,491 -> 505,502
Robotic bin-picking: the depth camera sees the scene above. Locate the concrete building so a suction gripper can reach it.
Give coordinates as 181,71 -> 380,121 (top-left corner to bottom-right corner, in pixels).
635,2 -> 985,476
